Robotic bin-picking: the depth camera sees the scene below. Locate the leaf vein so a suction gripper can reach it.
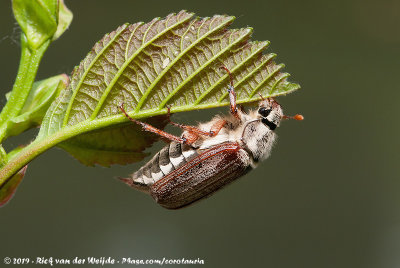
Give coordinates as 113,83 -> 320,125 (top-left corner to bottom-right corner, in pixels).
134,16 -> 235,113
89,13 -> 194,119
158,28 -> 252,109
62,25 -> 128,127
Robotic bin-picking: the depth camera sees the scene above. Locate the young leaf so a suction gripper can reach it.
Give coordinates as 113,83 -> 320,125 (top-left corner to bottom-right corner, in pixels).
7,74 -> 69,137
0,165 -> 27,207
12,0 -> 58,49
53,0 -> 73,41
38,11 -> 300,166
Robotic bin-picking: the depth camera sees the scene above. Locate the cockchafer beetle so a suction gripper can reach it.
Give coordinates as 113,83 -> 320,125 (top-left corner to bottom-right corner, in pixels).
118,67 -> 303,209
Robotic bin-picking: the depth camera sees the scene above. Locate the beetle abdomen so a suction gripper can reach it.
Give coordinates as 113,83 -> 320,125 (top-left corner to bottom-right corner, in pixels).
127,142 -> 200,191
150,142 -> 251,209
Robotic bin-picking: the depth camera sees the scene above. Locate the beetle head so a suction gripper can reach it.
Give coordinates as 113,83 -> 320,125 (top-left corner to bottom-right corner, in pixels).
258,97 -> 304,129
257,98 -> 284,130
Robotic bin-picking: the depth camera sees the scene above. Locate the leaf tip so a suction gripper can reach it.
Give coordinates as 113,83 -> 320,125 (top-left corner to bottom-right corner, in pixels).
246,26 -> 254,32
60,73 -> 70,85
178,10 -> 195,16
260,40 -> 271,47
290,82 -> 301,91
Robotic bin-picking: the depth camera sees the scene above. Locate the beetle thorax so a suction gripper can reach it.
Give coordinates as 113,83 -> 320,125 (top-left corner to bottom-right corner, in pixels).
240,118 -> 276,163
240,100 -> 284,163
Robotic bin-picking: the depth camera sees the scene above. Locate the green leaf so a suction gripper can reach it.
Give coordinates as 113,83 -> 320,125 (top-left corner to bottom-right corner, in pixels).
0,165 -> 27,207
12,0 -> 58,49
7,74 -> 69,137
37,10 -> 300,166
58,115 -> 169,167
53,0 -> 73,41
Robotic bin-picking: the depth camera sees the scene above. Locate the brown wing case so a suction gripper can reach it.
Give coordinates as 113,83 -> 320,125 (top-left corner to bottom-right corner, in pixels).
150,142 -> 251,209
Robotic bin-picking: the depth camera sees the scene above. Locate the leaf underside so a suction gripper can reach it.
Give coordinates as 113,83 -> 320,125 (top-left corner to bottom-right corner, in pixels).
57,115 -> 169,167
38,10 -> 300,166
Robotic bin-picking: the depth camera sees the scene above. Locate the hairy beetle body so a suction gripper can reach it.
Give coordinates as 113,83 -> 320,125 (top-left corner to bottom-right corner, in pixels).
118,67 -> 302,209
127,141 -> 199,193
151,142 -> 250,209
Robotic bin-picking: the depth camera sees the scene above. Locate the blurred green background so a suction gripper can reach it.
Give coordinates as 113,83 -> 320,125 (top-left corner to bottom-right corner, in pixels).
1,0 -> 399,267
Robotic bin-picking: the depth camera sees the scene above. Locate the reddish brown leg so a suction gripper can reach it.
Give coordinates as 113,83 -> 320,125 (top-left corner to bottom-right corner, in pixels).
166,107 -> 226,138
119,104 -> 187,144
167,107 -> 226,137
220,66 -> 240,119
209,119 -> 227,136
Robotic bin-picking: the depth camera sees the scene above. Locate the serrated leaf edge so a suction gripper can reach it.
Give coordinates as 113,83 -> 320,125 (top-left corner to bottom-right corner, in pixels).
194,40 -> 271,105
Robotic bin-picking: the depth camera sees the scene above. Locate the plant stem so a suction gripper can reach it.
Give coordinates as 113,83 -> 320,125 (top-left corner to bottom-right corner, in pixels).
0,135 -> 59,185
0,145 -> 6,167
0,108 -> 157,185
0,35 -> 50,143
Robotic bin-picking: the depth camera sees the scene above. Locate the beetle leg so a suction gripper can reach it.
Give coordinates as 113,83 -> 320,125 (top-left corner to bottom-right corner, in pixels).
119,103 -> 187,144
220,66 -> 240,120
209,119 -> 227,136
166,106 -> 226,137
